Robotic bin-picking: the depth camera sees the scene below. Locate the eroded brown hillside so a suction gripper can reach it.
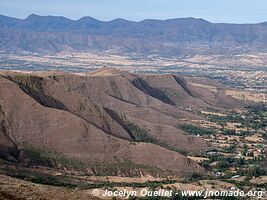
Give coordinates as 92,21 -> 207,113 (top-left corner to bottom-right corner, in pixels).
0,68 -> 245,177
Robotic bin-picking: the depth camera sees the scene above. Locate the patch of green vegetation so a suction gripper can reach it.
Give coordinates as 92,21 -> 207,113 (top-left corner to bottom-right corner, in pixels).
217,157 -> 247,172
125,122 -> 188,156
207,114 -> 244,124
223,145 -> 237,154
221,129 -> 236,135
183,172 -> 204,182
20,144 -> 86,170
201,153 -> 248,173
189,104 -> 266,187
237,165 -> 267,177
161,145 -> 187,156
247,104 -> 267,114
204,104 -> 267,131
177,124 -> 214,136
126,122 -> 157,143
31,175 -> 76,188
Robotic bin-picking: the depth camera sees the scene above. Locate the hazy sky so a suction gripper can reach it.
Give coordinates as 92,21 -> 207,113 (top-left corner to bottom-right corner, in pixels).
1,0 -> 267,23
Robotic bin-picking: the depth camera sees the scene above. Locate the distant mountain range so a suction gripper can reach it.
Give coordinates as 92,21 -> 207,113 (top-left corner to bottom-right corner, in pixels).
1,14 -> 267,56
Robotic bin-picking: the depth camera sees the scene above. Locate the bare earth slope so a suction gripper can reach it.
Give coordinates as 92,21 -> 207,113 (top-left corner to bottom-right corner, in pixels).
0,69 -> 245,177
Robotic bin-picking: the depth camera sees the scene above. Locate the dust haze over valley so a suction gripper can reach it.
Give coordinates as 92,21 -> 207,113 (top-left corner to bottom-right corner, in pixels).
0,9 -> 267,200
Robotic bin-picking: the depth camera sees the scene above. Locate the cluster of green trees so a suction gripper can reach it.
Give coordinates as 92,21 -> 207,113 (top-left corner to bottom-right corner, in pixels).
177,124 -> 214,136
238,165 -> 267,178
223,145 -> 237,154
204,104 -> 267,131
216,157 -> 245,171
125,122 -> 156,143
208,114 -> 243,124
202,154 -> 247,172
126,122 -> 188,155
247,104 -> 267,114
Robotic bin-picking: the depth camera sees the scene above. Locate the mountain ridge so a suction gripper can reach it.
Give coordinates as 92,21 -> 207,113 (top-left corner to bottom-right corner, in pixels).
1,14 -> 267,56
2,14 -> 267,24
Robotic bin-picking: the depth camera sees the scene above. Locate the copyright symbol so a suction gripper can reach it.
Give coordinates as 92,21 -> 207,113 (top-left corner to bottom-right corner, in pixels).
92,189 -> 99,196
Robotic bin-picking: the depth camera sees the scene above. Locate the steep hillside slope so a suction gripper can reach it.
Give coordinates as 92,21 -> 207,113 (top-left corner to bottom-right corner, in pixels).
0,69 -> 245,177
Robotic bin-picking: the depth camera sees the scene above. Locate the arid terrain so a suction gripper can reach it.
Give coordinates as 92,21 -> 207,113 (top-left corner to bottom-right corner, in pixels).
1,51 -> 266,94
0,68 -> 266,199
0,13 -> 267,200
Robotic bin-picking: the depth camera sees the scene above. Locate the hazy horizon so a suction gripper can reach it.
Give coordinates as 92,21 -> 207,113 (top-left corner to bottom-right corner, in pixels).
1,0 -> 267,24
1,13 -> 267,25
